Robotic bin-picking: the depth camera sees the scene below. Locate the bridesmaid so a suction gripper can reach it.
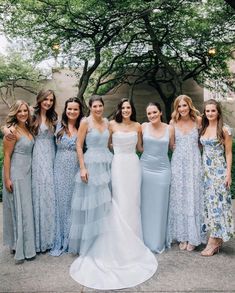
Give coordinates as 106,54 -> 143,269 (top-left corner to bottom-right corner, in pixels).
50,97 -> 84,256
68,95 -> 113,254
167,95 -> 204,251
3,100 -> 36,263
200,99 -> 233,256
109,98 -> 143,238
141,102 -> 174,253
32,89 -> 58,252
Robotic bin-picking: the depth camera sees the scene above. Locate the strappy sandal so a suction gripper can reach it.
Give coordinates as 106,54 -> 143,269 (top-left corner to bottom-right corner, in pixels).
201,245 -> 220,256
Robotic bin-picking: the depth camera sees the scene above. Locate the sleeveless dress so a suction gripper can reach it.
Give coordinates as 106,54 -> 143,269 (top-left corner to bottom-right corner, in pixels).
141,124 -> 171,253
69,118 -> 157,290
200,129 -> 234,242
50,124 -> 79,256
167,126 -> 204,246
32,123 -> 56,252
111,131 -> 142,238
3,136 -> 36,261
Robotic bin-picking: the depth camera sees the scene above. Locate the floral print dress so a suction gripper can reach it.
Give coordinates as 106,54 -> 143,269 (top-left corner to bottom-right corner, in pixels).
200,127 -> 234,242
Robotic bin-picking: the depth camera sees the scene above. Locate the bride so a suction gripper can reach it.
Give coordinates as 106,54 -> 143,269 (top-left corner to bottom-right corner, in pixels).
69,96 -> 157,290
109,98 -> 143,238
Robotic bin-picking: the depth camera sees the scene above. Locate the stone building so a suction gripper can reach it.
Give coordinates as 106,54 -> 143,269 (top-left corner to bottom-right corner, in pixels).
0,66 -> 234,128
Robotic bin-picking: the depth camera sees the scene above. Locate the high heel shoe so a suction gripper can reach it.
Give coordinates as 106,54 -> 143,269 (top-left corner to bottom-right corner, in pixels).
201,245 -> 220,257
179,242 -> 187,250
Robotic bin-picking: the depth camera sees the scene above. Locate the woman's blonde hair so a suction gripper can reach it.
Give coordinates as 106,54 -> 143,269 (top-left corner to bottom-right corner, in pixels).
171,95 -> 200,123
5,100 -> 33,132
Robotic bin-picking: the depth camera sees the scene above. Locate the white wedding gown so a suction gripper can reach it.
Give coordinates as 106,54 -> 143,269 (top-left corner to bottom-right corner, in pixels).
112,131 -> 143,238
69,130 -> 157,290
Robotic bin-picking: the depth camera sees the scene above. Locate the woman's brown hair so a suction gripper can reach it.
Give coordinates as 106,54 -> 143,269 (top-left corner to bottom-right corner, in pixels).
200,99 -> 224,143
32,89 -> 58,135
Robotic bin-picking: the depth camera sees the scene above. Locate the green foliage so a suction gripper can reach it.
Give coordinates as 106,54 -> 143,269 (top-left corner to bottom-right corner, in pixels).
0,0 -> 234,113
0,138 -> 3,202
231,140 -> 235,199
0,51 -> 41,107
0,51 -> 41,84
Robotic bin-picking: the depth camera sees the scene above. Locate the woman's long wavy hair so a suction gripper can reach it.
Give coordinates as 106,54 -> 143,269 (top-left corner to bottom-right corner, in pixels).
32,89 -> 58,135
57,97 -> 84,140
114,98 -> 137,123
171,95 -> 200,123
200,99 -> 224,143
6,100 -> 33,133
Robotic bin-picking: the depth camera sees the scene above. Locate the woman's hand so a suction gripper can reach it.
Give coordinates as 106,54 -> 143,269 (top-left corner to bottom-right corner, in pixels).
80,168 -> 89,183
4,128 -> 16,141
225,172 -> 232,189
5,178 -> 13,193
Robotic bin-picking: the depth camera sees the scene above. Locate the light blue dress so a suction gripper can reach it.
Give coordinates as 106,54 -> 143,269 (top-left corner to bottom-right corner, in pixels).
200,129 -> 234,242
3,136 -> 36,261
32,123 -> 56,252
50,125 -> 79,256
68,117 -> 113,254
141,124 -> 171,253
167,126 -> 204,246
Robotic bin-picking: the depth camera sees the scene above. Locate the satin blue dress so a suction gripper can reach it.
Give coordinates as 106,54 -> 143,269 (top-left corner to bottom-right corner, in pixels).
141,124 -> 171,253
50,124 -> 79,256
32,123 -> 56,252
3,136 -> 36,261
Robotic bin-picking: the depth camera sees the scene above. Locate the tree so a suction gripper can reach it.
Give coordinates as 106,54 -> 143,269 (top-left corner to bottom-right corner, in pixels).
1,0 -> 234,119
0,0 -> 155,106
225,0 -> 235,9
0,51 -> 41,107
92,0 -> 235,120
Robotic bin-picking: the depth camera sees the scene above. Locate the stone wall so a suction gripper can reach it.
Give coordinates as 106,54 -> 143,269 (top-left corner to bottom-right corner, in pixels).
1,67 -> 234,127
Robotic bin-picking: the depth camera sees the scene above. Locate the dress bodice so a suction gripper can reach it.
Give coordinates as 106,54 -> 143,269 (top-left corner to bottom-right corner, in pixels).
11,136 -> 34,179
13,136 -> 34,155
173,126 -> 200,160
37,123 -> 55,140
142,124 -> 169,158
85,117 -> 109,150
112,131 -> 137,154
141,124 -> 170,171
86,128 -> 109,149
174,126 -> 199,148
55,123 -> 77,152
200,137 -> 226,167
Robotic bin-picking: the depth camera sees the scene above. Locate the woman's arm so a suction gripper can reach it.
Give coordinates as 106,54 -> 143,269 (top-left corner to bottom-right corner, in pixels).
3,132 -> 17,192
197,116 -> 202,129
1,126 -> 16,141
223,127 -> 232,188
169,124 -> 175,151
136,123 -> 143,153
108,120 -> 114,151
76,119 -> 89,183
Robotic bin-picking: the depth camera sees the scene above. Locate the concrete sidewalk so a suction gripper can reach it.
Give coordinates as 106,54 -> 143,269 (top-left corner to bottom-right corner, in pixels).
0,202 -> 234,293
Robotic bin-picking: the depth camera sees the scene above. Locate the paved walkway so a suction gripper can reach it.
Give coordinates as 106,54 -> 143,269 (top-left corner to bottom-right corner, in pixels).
0,202 -> 235,293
